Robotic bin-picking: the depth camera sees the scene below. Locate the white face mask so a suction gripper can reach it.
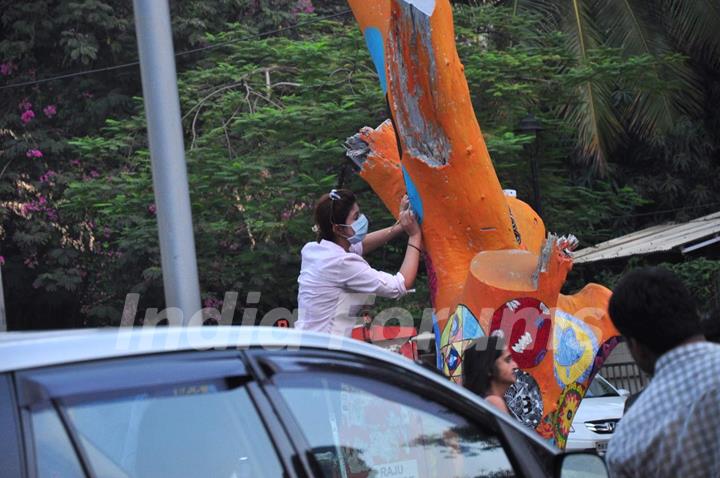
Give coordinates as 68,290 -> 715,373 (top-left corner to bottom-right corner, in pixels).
337,213 -> 369,244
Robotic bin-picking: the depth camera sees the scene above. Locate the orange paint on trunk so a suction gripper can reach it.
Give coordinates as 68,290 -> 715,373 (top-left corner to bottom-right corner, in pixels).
346,0 -> 619,447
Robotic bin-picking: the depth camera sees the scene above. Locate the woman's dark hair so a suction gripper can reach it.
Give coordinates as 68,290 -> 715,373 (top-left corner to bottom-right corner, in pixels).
463,335 -> 505,397
314,188 -> 356,242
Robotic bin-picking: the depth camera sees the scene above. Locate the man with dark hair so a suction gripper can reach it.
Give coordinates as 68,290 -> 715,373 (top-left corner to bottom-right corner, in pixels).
606,267 -> 720,478
702,307 -> 720,343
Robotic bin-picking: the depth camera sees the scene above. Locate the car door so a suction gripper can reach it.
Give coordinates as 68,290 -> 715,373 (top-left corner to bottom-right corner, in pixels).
14,350 -> 299,478
0,373 -> 25,477
248,348 -> 556,478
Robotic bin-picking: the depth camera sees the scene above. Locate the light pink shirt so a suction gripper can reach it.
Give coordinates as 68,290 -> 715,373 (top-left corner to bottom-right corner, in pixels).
296,239 -> 407,336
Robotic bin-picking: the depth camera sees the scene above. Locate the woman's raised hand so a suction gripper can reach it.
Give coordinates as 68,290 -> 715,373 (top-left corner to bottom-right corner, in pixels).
399,194 -> 410,215
399,195 -> 421,238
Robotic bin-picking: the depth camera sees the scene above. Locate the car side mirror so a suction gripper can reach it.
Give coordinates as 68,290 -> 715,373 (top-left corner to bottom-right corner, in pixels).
557,451 -> 609,478
618,388 -> 630,397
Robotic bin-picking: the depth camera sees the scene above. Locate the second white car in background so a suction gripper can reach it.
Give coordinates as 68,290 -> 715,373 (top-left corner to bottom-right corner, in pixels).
566,374 -> 629,455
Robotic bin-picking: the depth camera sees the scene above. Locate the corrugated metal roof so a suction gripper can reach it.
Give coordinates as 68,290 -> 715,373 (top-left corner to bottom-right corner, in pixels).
573,211 -> 720,264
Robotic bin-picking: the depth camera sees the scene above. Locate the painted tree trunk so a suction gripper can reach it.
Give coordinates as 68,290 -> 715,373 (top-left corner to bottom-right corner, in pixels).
346,0 -> 620,448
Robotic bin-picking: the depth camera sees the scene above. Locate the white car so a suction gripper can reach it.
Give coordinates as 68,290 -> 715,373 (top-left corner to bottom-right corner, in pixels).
0,327 -> 609,477
567,374 -> 629,455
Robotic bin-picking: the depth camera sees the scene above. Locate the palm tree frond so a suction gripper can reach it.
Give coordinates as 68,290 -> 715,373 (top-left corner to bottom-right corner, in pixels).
501,0 -> 562,22
595,0 -> 662,56
594,0 -> 703,139
564,0 -> 604,59
557,1 -> 619,173
624,58 -> 704,139
561,79 -> 623,175
664,0 -> 720,68
494,0 -> 712,174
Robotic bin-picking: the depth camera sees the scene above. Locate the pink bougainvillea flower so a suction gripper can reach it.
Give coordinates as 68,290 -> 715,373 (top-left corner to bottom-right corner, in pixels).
18,99 -> 32,111
147,203 -> 157,215
43,105 -> 57,118
26,149 -> 43,158
21,110 -> 35,124
292,0 -> 315,14
203,297 -> 223,309
0,62 -> 16,76
70,159 -> 81,167
39,170 -> 56,183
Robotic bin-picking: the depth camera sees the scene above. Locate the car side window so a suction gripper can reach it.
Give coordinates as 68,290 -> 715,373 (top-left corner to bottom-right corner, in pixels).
272,364 -> 517,478
31,406 -> 85,477
29,380 -> 285,478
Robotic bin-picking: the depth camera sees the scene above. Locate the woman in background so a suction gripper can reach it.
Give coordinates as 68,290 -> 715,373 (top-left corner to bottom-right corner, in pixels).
463,335 -> 518,414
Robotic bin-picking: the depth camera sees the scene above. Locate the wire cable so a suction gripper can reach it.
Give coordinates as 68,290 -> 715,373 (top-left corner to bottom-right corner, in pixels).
0,9 -> 352,92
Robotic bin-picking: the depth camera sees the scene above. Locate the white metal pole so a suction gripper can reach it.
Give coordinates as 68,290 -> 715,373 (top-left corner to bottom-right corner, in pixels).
0,264 -> 6,331
132,0 -> 201,325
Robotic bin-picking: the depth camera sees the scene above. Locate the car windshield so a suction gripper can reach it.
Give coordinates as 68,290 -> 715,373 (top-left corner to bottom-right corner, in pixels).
585,376 -> 618,398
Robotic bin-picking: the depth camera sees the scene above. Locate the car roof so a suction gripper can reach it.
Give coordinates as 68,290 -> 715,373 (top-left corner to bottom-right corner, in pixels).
0,326 -> 362,372
0,326 -> 558,454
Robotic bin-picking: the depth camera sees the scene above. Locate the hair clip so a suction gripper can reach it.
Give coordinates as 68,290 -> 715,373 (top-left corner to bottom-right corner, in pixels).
329,189 -> 341,201
311,224 -> 320,233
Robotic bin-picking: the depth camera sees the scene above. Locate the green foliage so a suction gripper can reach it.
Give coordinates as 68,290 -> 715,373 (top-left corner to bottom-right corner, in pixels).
659,258 -> 720,313
58,5 -> 659,323
620,117 -> 720,223
507,0 -> 720,173
59,17 -> 392,321
575,256 -> 720,315
454,5 -> 651,244
0,0 -> 315,326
